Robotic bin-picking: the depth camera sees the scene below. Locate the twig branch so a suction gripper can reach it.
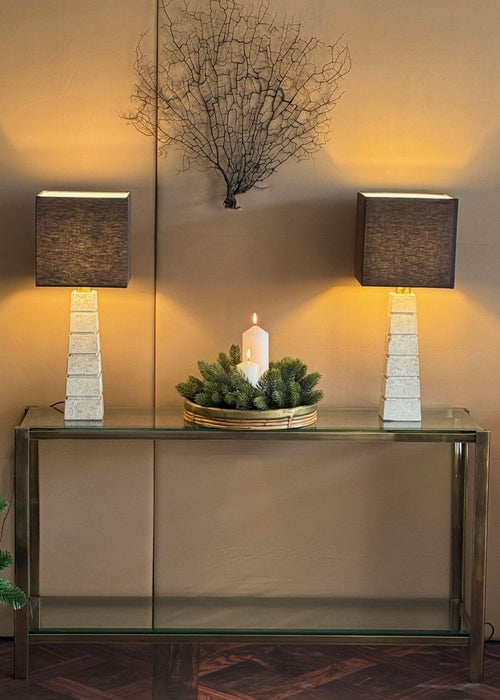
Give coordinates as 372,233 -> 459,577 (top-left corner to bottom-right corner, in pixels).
126,0 -> 351,208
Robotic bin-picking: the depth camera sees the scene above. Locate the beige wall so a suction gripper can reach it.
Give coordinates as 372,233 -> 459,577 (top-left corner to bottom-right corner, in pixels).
155,0 -> 500,633
1,0 -> 500,637
0,0 -> 156,632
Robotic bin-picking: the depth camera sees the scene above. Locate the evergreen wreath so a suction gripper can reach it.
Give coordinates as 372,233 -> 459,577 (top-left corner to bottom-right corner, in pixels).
176,346 -> 323,410
0,497 -> 26,610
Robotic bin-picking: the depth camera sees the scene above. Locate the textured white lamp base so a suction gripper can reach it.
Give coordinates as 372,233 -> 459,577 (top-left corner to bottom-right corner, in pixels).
64,289 -> 104,421
380,291 -> 421,422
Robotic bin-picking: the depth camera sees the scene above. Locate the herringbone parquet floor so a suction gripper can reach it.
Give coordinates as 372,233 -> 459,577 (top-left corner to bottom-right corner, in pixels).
0,641 -> 500,699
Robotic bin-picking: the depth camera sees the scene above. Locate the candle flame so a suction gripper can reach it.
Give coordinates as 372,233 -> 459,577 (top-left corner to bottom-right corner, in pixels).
246,348 -> 251,360
252,312 -> 257,325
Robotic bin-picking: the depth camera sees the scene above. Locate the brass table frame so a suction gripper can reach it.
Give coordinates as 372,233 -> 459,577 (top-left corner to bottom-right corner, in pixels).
14,407 -> 490,682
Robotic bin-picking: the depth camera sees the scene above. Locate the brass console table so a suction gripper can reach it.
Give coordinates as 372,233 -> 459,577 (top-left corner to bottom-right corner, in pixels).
14,407 -> 490,681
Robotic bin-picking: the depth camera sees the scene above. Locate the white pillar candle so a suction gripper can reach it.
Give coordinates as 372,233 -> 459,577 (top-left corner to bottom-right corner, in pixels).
237,348 -> 259,387
242,313 -> 269,378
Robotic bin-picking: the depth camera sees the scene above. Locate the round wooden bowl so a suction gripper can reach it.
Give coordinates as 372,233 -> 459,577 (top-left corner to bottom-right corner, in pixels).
183,399 -> 317,430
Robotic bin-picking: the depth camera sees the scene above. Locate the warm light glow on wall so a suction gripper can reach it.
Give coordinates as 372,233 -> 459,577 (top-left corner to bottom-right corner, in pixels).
326,122 -> 476,178
324,117 -> 500,187
323,18 -> 500,189
38,191 -> 130,198
361,193 -> 454,200
0,3 -> 154,182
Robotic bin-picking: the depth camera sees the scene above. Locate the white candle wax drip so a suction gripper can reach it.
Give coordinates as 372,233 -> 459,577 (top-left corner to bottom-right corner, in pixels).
237,348 -> 259,387
242,313 -> 269,379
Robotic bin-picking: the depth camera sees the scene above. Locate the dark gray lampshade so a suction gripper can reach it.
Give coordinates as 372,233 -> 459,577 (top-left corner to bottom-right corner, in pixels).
36,191 -> 131,287
355,192 -> 458,288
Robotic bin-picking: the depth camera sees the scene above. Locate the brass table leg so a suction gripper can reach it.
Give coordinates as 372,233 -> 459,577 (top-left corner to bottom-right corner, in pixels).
29,438 -> 40,631
469,430 -> 490,683
14,428 -> 30,680
450,442 -> 466,633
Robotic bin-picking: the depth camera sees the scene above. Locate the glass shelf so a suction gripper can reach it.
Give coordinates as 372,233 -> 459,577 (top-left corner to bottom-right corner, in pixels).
19,406 -> 484,436
30,595 -> 465,637
15,404 -> 489,682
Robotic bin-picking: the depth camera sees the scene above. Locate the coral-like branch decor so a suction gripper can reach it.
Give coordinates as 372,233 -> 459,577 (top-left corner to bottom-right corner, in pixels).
127,0 -> 351,208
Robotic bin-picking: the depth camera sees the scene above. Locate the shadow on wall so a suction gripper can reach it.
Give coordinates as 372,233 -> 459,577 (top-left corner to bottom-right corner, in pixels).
0,128 -> 39,290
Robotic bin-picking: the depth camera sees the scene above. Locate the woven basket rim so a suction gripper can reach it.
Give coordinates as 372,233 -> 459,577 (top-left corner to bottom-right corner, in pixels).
184,398 -> 317,420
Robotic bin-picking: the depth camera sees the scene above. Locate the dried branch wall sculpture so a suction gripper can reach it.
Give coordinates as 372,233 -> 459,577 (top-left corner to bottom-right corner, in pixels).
128,0 -> 351,208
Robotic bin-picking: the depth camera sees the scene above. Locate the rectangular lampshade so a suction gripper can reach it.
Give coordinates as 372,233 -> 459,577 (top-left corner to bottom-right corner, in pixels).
355,192 -> 458,288
36,191 -> 131,287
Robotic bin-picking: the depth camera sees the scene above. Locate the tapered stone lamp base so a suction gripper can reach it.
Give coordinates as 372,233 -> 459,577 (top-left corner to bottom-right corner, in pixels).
64,289 -> 104,421
379,290 -> 421,422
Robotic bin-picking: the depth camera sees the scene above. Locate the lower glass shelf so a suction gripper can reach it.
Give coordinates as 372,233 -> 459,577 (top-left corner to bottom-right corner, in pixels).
29,595 -> 468,637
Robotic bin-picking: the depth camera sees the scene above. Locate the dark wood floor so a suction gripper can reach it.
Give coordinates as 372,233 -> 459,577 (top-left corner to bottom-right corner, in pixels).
0,641 -> 500,699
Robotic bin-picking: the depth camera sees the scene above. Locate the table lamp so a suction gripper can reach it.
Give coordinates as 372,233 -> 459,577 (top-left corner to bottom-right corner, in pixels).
355,192 -> 458,422
36,191 -> 131,420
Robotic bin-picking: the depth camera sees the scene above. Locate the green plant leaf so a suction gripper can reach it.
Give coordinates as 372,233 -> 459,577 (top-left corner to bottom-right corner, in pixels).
175,376 -> 204,401
229,344 -> 241,366
300,371 -> 322,393
177,350 -> 322,410
302,389 -> 323,406
0,550 -> 13,572
217,352 -> 231,373
253,395 -> 268,410
0,579 -> 26,610
0,498 -> 8,514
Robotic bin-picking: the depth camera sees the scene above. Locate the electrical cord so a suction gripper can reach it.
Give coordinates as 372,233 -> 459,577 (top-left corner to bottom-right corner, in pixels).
484,622 -> 500,658
458,605 -> 498,650
486,621 -> 495,642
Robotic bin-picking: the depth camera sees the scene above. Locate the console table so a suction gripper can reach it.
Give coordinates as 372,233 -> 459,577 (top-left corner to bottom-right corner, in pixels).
14,406 -> 490,681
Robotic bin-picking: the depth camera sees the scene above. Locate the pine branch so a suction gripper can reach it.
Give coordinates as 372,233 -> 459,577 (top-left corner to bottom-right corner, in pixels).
299,371 -> 321,393
229,344 -> 241,365
177,349 -> 322,410
0,495 -> 26,610
285,380 -> 302,408
302,388 -> 324,405
256,358 -> 322,408
253,395 -> 269,410
175,375 -> 204,401
0,550 -> 13,573
0,579 -> 26,610
217,352 -> 231,373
